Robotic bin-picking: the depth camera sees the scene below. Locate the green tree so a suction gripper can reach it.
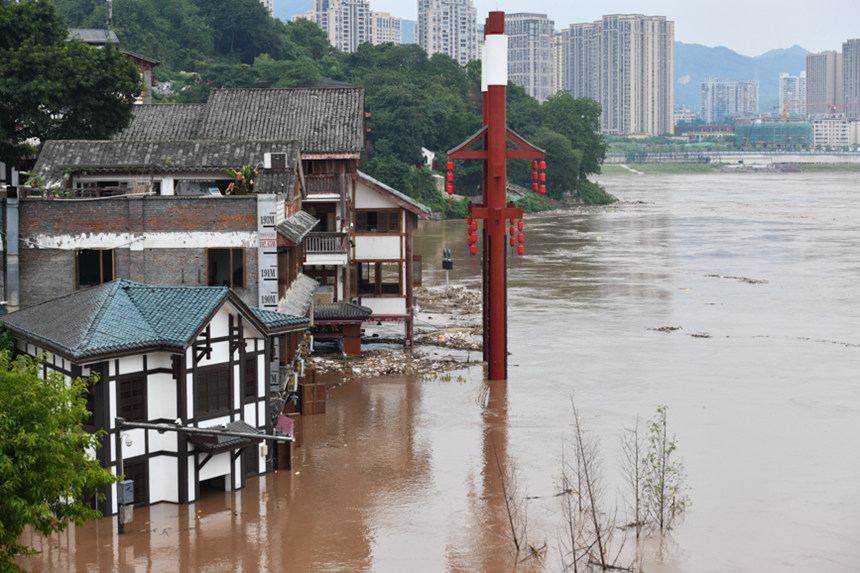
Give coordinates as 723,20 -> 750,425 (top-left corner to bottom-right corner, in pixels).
190,0 -> 283,64
0,0 -> 141,167
0,350 -> 118,571
540,92 -> 606,180
643,405 -> 690,531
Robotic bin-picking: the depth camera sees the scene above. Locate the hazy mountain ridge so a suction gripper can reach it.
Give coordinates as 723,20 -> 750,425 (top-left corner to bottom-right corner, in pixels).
675,42 -> 809,114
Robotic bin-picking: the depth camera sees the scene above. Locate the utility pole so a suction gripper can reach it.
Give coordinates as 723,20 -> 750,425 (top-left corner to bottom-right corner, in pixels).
448,12 -> 544,381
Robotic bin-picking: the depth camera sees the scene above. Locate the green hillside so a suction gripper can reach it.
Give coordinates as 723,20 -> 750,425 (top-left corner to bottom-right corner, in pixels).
50,0 -> 610,211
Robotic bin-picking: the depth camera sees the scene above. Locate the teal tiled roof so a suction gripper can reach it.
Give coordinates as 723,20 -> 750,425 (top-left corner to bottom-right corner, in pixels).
2,280 -> 304,361
250,307 -> 309,330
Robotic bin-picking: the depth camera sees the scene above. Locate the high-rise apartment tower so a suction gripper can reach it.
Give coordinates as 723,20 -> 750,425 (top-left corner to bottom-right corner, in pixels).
779,71 -> 807,117
843,39 -> 860,119
806,51 -> 843,117
700,78 -> 759,123
556,15 -> 673,135
505,13 -> 555,102
417,0 -> 478,66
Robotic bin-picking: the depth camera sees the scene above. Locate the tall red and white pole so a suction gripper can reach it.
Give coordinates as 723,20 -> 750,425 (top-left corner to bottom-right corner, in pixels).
448,11 -> 544,381
482,12 -> 509,381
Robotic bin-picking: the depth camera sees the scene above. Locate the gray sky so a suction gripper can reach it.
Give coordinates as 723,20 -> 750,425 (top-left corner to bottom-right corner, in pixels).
371,0 -> 859,57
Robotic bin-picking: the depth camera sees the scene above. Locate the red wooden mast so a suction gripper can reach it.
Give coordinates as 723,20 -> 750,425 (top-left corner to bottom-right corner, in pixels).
447,12 -> 545,380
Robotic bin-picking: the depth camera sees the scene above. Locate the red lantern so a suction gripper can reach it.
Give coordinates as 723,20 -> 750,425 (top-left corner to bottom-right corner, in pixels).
517,233 -> 524,243
540,185 -> 546,194
467,215 -> 472,225
446,183 -> 453,195
532,182 -> 539,192
471,221 -> 478,232
509,226 -> 515,236
532,160 -> 538,169
447,172 -> 454,183
539,160 -> 546,170
532,172 -> 538,181
471,232 -> 477,244
509,236 -> 515,247
517,221 -> 524,231
470,244 -> 478,255
539,173 -> 546,182
447,161 -> 454,171
517,244 -> 524,255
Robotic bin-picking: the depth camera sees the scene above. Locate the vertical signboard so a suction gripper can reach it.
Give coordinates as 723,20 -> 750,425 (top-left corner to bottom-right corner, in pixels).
257,194 -> 279,309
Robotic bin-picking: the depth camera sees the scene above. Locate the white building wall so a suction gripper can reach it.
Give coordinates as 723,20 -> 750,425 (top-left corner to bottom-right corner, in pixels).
361,297 -> 407,315
148,372 -> 177,420
354,235 -> 401,259
149,456 -> 179,503
198,451 -> 231,482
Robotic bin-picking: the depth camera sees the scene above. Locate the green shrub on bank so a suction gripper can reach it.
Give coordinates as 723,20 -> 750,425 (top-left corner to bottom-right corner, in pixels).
576,180 -> 614,205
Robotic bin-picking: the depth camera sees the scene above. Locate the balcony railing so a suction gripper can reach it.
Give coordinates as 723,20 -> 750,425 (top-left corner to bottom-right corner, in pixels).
306,232 -> 348,254
305,174 -> 342,197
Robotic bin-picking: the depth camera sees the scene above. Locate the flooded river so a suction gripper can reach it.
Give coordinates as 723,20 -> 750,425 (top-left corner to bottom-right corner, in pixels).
17,173 -> 860,572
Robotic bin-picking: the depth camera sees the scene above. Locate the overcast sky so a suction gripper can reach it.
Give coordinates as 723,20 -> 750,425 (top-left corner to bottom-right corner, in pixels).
367,0 -> 859,57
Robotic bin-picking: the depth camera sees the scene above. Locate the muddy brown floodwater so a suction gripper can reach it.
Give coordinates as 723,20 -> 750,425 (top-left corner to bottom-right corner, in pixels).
17,172 -> 860,572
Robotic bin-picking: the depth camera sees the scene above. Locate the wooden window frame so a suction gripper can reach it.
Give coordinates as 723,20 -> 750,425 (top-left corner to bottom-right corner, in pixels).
118,374 -> 147,423
355,209 -> 401,234
75,249 -> 115,289
195,364 -> 232,417
412,255 -> 423,287
243,355 -> 258,399
207,248 -> 245,289
357,260 -> 402,297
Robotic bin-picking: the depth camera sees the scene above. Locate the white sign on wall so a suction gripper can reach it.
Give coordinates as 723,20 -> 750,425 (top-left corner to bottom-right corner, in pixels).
257,194 -> 279,309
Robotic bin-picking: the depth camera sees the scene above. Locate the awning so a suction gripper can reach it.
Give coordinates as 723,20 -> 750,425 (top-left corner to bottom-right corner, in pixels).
188,420 -> 263,454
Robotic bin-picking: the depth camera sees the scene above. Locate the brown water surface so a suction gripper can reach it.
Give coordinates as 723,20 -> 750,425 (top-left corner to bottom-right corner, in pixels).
17,173 -> 860,572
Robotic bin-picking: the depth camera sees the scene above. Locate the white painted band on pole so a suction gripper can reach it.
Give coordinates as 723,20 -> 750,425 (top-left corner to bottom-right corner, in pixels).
481,42 -> 487,92
484,34 -> 508,88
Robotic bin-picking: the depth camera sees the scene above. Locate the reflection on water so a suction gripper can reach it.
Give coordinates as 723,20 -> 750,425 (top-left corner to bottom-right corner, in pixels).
18,173 -> 860,572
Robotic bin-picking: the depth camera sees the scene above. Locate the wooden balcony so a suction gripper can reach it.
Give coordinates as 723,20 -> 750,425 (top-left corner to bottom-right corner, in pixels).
305,174 -> 342,197
306,232 -> 348,254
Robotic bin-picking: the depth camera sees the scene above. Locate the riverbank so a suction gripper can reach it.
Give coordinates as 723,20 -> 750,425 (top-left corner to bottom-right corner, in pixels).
599,162 -> 860,175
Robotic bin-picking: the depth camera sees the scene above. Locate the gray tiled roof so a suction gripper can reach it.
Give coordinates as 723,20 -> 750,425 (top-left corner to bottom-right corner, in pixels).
278,273 -> 318,317
357,170 -> 431,218
314,302 -> 373,321
3,280 -> 305,361
111,105 -> 206,140
68,28 -> 119,45
33,140 -> 301,190
275,211 -> 319,244
198,88 -> 366,154
255,169 -> 297,197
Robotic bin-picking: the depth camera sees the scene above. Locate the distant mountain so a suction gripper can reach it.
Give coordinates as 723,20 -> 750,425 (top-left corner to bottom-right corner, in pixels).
674,42 -> 809,114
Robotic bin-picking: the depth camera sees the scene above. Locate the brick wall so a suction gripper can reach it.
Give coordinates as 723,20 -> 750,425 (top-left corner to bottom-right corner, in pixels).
12,196 -> 261,308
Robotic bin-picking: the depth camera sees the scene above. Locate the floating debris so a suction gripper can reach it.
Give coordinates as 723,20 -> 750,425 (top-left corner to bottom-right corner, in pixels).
650,326 -> 682,333
704,274 -> 768,285
310,350 -> 476,378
